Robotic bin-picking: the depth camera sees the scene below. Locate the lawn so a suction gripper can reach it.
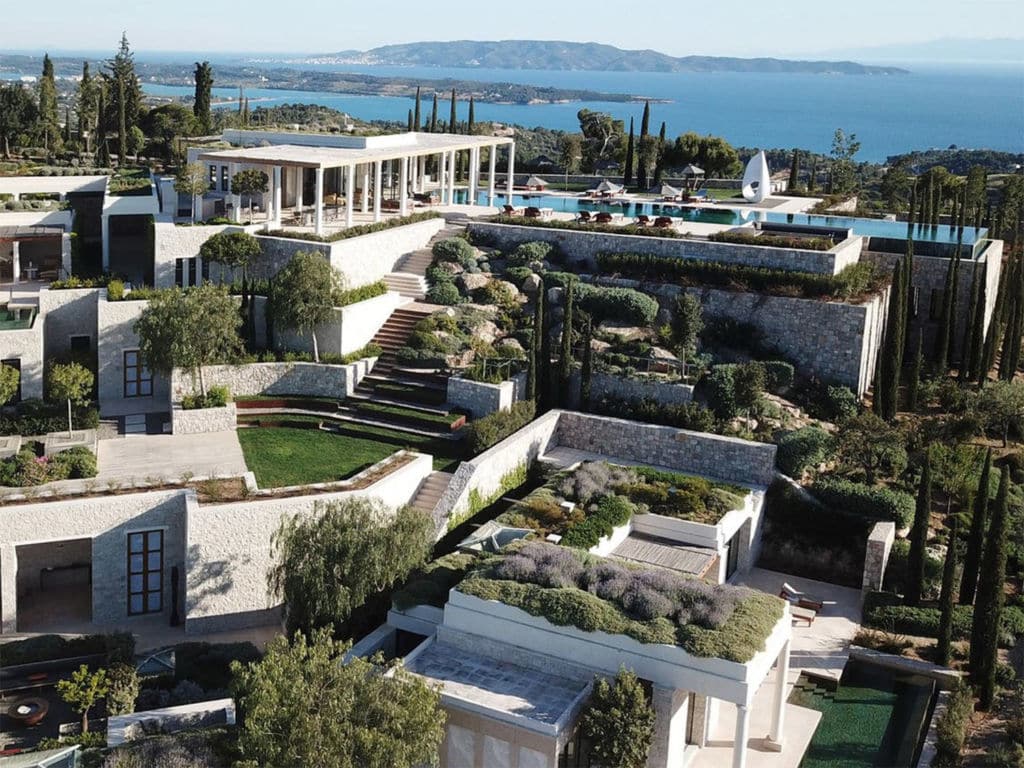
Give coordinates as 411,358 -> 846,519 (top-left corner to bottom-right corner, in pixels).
237,420 -> 465,487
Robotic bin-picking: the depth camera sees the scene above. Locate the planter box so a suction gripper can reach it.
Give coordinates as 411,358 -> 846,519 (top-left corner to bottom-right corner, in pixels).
43,429 -> 98,458
0,435 -> 22,459
447,376 -> 515,419
170,403 -> 237,435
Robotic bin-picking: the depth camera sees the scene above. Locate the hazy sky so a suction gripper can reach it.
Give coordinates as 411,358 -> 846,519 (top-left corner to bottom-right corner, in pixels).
7,0 -> 1022,57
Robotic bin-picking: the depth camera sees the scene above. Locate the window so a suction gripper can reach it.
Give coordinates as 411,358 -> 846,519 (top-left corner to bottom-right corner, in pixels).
123,350 -> 152,398
725,530 -> 741,581
70,335 -> 91,354
221,166 -> 229,192
208,164 -> 217,191
127,529 -> 163,615
201,258 -> 210,284
0,358 -> 20,405
188,258 -> 197,287
175,258 -> 185,288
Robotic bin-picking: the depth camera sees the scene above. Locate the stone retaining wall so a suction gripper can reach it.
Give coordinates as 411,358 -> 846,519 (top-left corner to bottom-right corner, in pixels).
170,403 -> 237,435
570,370 -> 694,408
107,699 -> 236,747
861,521 -> 896,596
446,376 -> 516,418
468,221 -> 855,275
171,359 -> 373,401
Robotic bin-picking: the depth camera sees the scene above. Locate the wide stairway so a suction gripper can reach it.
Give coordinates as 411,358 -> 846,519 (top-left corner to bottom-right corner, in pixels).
383,223 -> 467,299
409,471 -> 454,514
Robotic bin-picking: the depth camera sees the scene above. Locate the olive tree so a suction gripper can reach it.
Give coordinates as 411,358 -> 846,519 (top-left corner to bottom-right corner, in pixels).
231,628 -> 445,768
173,161 -> 209,223
269,251 -> 342,362
199,230 -> 261,283
230,168 -> 269,223
56,664 -> 108,734
47,362 -> 93,436
134,285 -> 243,397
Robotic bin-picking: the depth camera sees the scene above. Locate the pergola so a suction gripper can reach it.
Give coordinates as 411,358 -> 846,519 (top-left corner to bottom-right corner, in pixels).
196,132 -> 517,236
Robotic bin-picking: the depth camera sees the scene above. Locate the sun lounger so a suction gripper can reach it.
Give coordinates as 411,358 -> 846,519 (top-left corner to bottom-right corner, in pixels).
577,211 -> 592,223
524,206 -> 542,218
653,216 -> 674,228
636,215 -> 651,226
595,212 -> 613,224
791,605 -> 816,626
780,582 -> 825,612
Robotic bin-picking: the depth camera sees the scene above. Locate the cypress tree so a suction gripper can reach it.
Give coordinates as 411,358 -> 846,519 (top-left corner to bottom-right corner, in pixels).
94,89 -> 109,167
961,268 -> 982,382
637,101 -> 651,190
413,86 -> 422,131
970,467 -> 1009,710
429,94 -> 438,133
77,62 -> 94,153
242,97 -> 250,126
999,253 -> 1024,380
808,158 -> 817,193
935,509 -> 960,666
580,314 -> 593,412
906,331 -> 923,412
63,108 -> 71,145
193,61 -> 214,134
406,110 -> 413,131
116,74 -> 127,165
946,190 -> 966,365
788,149 -> 800,190
449,89 -> 457,134
467,96 -> 475,134
872,348 -> 885,416
38,53 -> 60,150
527,279 -> 543,402
959,448 -> 991,604
879,260 -> 905,420
933,246 -> 956,371
653,121 -> 667,186
623,118 -> 635,188
906,450 -> 932,607
902,184 -> 917,352
558,280 -> 575,405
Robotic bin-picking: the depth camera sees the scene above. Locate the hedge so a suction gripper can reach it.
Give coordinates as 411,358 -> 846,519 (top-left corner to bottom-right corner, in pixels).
0,632 -> 134,666
432,237 -> 477,268
863,595 -> 1024,645
776,426 -> 833,478
811,476 -> 915,529
263,211 -> 442,242
592,396 -> 716,433
561,494 -> 635,549
426,281 -> 462,306
465,400 -> 537,454
0,399 -> 99,437
493,216 -> 682,239
575,283 -> 659,326
596,252 -> 885,302
934,682 -> 972,767
708,230 -> 834,251
0,445 -> 98,486
392,553 -> 477,609
334,279 -> 387,307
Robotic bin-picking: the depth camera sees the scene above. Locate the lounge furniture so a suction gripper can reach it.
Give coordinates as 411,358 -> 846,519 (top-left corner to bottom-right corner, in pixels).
577,211 -> 592,223
595,212 -> 613,224
524,206 -> 542,218
503,204 -> 524,216
791,605 -> 816,626
780,582 -> 825,612
653,216 -> 674,228
636,215 -> 651,226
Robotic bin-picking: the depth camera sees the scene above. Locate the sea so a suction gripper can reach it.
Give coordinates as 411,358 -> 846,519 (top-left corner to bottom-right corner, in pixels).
14,59 -> 1024,161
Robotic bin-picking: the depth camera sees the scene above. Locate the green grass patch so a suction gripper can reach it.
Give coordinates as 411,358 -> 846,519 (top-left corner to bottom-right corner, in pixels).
354,401 -> 464,428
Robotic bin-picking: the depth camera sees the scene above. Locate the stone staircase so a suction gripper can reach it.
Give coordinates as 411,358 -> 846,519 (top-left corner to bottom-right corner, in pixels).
384,224 -> 468,300
382,272 -> 427,299
410,471 -> 453,514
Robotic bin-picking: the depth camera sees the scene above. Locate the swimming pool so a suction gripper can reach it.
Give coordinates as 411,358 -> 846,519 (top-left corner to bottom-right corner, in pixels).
790,659 -> 936,768
464,190 -> 986,247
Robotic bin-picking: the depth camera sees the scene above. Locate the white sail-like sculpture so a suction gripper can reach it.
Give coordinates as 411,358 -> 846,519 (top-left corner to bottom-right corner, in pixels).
741,150 -> 771,203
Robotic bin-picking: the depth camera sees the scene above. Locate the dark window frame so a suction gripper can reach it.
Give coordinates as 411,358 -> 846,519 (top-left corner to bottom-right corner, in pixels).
123,349 -> 153,398
127,529 -> 163,616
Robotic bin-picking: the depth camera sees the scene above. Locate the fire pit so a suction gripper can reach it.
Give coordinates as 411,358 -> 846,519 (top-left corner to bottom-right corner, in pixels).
7,697 -> 48,727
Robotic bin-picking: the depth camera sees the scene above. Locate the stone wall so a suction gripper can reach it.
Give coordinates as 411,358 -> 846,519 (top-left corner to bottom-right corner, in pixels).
185,453 -> 432,633
255,216 -> 445,287
468,221 -> 854,275
97,295 -> 171,413
170,403 -> 237,435
0,490 -> 189,633
107,699 -> 235,748
37,287 -> 101,364
152,222 -> 236,288
170,359 -> 372,401
861,521 -> 896,595
556,411 -> 777,487
446,376 -> 516,418
596,276 -> 888,395
276,291 -> 405,357
0,322 -> 44,401
569,370 -> 694,408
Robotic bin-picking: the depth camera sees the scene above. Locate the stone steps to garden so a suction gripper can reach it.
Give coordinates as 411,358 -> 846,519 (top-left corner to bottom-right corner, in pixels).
393,224 -> 465,276
239,406 -> 459,440
383,273 -> 427,300
410,471 -> 454,513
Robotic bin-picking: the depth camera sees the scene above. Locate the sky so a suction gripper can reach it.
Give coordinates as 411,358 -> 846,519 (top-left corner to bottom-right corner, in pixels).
6,0 -> 1023,58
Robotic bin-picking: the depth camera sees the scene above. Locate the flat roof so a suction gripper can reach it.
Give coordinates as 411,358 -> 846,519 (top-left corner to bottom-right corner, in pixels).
197,132 -> 514,169
405,640 -> 589,735
0,225 -> 66,241
612,532 -> 718,578
0,176 -> 108,195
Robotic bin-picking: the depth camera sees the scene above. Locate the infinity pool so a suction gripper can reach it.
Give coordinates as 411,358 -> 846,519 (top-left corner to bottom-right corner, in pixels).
465,190 -> 986,246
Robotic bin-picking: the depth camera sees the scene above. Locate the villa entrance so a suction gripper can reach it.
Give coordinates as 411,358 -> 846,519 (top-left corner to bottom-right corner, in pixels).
15,538 -> 93,633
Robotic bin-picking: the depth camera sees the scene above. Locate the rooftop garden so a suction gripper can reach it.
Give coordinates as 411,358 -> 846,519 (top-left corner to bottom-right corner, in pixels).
107,168 -> 152,196
263,211 -> 442,243
708,229 -> 836,251
457,541 -> 784,662
490,214 -> 683,239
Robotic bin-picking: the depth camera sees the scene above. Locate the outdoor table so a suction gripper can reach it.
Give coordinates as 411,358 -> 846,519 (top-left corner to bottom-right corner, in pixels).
8,696 -> 48,727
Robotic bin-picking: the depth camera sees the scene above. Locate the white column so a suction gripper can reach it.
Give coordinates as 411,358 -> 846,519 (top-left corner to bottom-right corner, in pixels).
418,156 -> 426,193
101,215 -> 110,272
447,150 -> 456,205
361,165 -> 370,213
468,147 -> 479,205
346,164 -> 355,228
373,161 -> 383,222
399,156 -> 409,216
60,233 -> 72,278
294,167 -> 304,214
506,143 -> 516,201
767,639 -> 791,750
733,703 -> 750,768
409,156 -> 417,199
229,163 -> 241,223
11,241 -> 20,284
488,145 -> 497,206
272,166 -> 282,227
314,167 -> 324,236
439,153 -> 448,204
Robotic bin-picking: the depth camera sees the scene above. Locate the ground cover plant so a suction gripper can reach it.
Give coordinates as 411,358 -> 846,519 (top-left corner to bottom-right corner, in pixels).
0,443 -> 97,486
458,541 -> 784,662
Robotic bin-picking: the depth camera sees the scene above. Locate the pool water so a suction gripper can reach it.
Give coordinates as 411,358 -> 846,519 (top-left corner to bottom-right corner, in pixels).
463,190 -> 986,246
790,660 -> 936,768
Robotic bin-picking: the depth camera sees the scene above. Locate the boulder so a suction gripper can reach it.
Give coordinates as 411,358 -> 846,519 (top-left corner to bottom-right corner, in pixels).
590,338 -> 613,353
471,319 -> 501,344
547,286 -> 564,306
437,261 -> 463,276
494,280 -> 520,300
597,321 -> 648,341
521,273 -> 542,294
495,338 -> 526,356
650,346 -> 679,362
458,272 -> 490,292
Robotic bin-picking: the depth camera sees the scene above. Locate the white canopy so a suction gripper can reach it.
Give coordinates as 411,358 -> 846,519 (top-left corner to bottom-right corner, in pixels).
525,175 -> 549,188
595,179 -> 624,194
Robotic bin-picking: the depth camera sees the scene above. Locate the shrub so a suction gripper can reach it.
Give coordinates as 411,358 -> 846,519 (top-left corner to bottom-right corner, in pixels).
0,632 -> 133,666
106,279 -> 125,301
592,396 -> 716,433
503,266 -> 534,284
761,361 -> 795,393
173,641 -> 261,691
425,264 -> 454,287
264,211 -> 442,242
702,366 -> 737,420
333,280 -> 388,307
50,447 -> 98,479
776,426 -> 833,478
392,553 -> 477,610
0,399 -> 100,437
493,216 -> 682,239
811,477 -> 915,529
708,230 -> 835,251
180,386 -> 230,410
556,462 -> 638,505
426,281 -> 462,306
824,385 -> 859,421
576,284 -> 659,326
432,237 -> 476,268
934,681 -> 972,767
106,663 -> 139,715
465,400 -> 537,454
476,279 -> 518,310
561,494 -> 637,550
508,241 -> 557,266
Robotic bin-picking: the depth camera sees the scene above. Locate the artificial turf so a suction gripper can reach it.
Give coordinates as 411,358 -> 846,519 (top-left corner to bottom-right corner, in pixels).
237,421 -> 465,487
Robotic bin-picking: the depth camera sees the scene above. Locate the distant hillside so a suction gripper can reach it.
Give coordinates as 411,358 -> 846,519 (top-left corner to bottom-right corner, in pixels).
295,40 -> 908,75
